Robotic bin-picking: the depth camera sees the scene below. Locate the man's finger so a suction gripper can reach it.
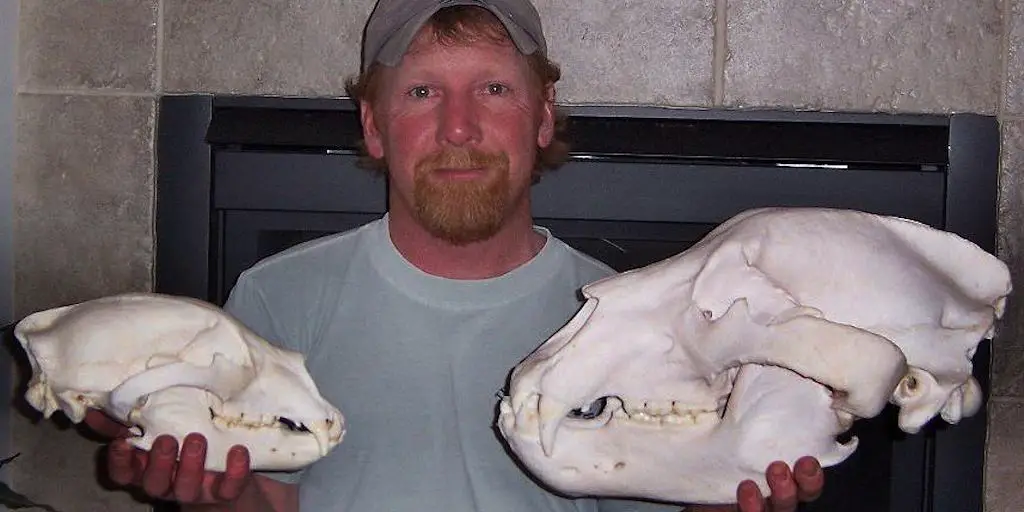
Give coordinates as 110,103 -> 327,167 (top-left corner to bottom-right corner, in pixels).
214,445 -> 252,501
106,439 -> 138,487
84,410 -> 133,439
793,456 -> 824,502
173,433 -> 208,503
765,461 -> 798,512
141,435 -> 179,498
736,479 -> 765,512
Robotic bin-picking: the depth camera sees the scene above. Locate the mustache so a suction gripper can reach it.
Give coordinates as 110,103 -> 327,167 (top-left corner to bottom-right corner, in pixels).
415,148 -> 508,172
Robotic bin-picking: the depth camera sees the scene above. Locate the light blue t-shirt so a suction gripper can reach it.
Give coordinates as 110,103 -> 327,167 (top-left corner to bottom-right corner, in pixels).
224,215 -> 681,512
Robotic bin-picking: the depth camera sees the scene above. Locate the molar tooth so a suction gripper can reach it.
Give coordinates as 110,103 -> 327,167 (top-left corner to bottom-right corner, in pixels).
645,400 -> 673,416
664,412 -> 692,425
632,410 -> 653,422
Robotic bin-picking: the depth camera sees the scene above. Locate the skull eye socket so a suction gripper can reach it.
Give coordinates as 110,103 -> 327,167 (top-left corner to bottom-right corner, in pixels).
278,417 -> 311,433
568,397 -> 609,420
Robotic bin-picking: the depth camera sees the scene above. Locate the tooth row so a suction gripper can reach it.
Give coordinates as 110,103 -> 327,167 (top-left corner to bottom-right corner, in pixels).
616,406 -> 719,425
210,409 -> 290,430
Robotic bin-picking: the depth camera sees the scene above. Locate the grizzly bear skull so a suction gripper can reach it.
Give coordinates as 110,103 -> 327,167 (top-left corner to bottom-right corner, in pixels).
498,207 -> 1011,505
14,292 -> 345,472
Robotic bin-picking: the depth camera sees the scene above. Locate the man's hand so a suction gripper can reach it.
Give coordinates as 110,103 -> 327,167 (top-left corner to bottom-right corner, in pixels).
735,457 -> 823,512
84,410 -> 253,504
689,456 -> 824,512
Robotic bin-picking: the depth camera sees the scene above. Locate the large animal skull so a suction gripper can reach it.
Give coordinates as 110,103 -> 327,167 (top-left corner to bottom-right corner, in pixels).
14,292 -> 345,472
498,207 -> 1011,505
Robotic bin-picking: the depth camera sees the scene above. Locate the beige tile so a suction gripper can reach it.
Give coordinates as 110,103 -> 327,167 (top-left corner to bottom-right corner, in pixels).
1006,0 -> 1024,115
725,0 -> 1002,113
162,0 -> 374,95
985,466 -> 1024,512
995,120 -> 1024,397
535,0 -> 716,105
17,0 -> 157,91
992,343 -> 1024,397
985,400 -> 1024,470
986,400 -> 1024,511
13,94 -> 155,318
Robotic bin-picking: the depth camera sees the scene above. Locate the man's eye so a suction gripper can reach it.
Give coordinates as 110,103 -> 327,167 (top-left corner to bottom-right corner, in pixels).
486,83 -> 508,95
409,86 -> 431,99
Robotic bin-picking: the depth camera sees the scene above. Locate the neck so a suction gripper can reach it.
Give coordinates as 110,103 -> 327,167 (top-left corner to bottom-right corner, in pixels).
387,208 -> 546,280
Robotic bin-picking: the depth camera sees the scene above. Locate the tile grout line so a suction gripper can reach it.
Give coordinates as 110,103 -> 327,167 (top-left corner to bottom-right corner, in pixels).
16,87 -> 156,97
150,0 -> 166,292
155,0 -> 164,94
998,0 -> 1010,119
712,0 -> 727,106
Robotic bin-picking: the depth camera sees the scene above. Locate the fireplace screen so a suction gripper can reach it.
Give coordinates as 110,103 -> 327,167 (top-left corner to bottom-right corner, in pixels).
155,95 -> 999,512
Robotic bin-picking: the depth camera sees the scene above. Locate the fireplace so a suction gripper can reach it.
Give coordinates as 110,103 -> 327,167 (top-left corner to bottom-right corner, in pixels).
155,94 -> 1000,512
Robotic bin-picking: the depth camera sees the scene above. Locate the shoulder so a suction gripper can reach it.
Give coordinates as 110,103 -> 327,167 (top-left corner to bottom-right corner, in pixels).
225,218 -> 380,320
544,233 -> 617,285
238,218 -> 381,289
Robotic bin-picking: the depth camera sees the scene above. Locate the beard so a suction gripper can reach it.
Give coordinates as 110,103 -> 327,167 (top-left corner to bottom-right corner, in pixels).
412,147 -> 517,245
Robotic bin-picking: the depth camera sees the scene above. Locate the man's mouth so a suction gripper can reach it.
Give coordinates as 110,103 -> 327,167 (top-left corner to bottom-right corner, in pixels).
432,167 -> 489,179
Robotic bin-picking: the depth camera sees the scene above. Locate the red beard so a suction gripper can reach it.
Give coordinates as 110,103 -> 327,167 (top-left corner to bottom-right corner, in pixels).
412,147 -> 515,245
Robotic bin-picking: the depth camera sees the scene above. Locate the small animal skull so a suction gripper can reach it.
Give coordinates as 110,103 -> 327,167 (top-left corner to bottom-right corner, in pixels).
498,207 -> 1011,505
14,292 -> 345,472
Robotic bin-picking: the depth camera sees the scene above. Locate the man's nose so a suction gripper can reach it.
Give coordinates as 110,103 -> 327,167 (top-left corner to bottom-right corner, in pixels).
437,95 -> 482,146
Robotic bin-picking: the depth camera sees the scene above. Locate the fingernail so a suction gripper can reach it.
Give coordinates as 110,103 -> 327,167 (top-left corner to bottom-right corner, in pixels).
801,464 -> 821,477
184,440 -> 202,456
228,447 -> 249,468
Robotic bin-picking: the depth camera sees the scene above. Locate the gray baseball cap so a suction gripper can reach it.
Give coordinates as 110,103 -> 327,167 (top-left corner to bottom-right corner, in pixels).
362,0 -> 547,71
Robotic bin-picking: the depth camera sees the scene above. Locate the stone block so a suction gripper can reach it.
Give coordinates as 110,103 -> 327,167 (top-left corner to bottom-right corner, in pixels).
162,0 -> 373,95
726,0 -> 1002,113
535,0 -> 716,105
14,94 -> 155,318
18,0 -> 157,91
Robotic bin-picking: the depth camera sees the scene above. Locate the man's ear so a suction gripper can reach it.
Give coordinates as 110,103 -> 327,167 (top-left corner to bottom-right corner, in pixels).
537,84 -> 556,148
360,99 -> 385,159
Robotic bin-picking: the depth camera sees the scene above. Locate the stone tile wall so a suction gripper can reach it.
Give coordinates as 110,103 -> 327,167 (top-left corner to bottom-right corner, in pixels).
8,1 -> 1022,510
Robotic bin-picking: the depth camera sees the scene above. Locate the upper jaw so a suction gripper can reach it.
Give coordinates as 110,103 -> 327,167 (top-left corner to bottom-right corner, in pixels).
501,360 -> 864,459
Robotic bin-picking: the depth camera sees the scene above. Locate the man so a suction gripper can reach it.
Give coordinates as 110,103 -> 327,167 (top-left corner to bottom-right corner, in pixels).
86,1 -> 825,510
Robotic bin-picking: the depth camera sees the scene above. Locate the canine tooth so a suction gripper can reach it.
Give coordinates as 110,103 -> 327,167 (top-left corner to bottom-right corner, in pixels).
539,396 -> 569,457
836,410 -> 855,431
310,420 -> 333,456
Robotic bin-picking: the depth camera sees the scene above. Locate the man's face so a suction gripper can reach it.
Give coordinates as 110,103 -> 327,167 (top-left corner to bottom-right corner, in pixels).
360,28 -> 555,245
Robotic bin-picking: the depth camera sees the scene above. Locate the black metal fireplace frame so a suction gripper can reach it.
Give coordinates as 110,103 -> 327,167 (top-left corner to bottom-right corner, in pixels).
154,94 -> 1000,512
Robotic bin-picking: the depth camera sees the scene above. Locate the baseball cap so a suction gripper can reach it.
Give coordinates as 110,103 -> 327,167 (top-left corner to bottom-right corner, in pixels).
362,0 -> 547,71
